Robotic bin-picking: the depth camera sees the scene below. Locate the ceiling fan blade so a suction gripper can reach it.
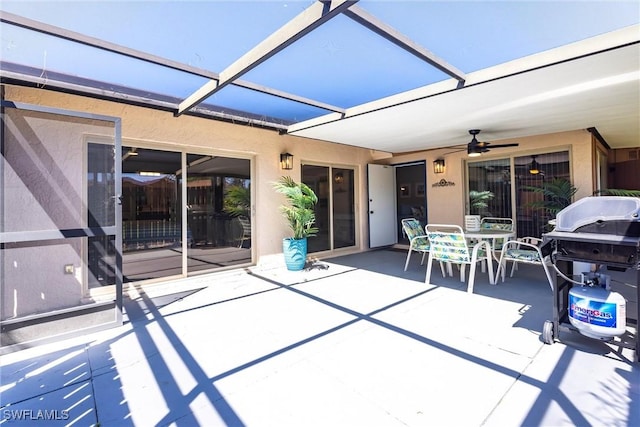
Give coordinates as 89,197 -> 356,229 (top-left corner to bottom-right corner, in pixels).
488,143 -> 519,149
443,147 -> 468,155
465,130 -> 519,155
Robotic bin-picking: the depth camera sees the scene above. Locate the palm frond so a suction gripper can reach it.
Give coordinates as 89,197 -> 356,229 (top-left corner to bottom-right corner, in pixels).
593,188 -> 640,197
524,178 -> 578,215
223,185 -> 251,217
273,176 -> 318,239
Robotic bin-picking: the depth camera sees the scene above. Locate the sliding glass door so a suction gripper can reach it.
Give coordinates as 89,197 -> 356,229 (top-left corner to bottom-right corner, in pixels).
468,158 -> 512,218
121,148 -> 252,280
121,147 -> 182,282
467,150 -> 570,238
514,151 -> 570,237
302,164 -> 356,253
185,155 -> 251,273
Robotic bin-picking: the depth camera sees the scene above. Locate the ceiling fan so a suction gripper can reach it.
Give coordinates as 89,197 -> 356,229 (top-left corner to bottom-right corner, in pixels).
466,129 -> 519,157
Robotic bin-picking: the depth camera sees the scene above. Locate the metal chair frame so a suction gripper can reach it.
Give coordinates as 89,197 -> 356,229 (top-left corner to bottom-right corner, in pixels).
425,224 -> 494,294
401,218 -> 430,271
495,238 -> 554,291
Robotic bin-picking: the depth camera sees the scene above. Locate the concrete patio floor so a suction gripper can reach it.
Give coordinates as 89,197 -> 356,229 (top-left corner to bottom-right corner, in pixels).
1,249 -> 638,426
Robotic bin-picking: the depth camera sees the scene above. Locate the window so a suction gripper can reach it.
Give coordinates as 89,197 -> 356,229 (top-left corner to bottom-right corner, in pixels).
468,150 -> 570,238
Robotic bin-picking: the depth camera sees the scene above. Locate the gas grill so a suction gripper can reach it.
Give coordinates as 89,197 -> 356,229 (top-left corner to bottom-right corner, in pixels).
542,196 -> 640,362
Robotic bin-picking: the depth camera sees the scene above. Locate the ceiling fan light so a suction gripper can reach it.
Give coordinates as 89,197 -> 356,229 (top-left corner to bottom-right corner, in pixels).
468,152 -> 481,157
529,156 -> 541,174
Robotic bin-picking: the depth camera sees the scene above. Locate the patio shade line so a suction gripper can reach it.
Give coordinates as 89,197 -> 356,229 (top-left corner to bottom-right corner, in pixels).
343,5 -> 466,82
176,0 -> 359,115
246,268 -> 584,406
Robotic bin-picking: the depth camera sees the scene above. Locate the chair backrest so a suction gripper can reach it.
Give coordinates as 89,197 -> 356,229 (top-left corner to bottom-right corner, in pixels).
480,217 -> 514,231
401,218 -> 429,245
238,216 -> 251,237
464,215 -> 481,231
517,236 -> 541,246
425,224 -> 471,264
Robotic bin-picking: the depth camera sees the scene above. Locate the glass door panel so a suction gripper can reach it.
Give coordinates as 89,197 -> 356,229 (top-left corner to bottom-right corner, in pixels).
186,154 -> 251,273
332,168 -> 355,249
303,164 -> 357,253
514,151 -> 570,237
468,158 -> 512,218
88,142 -> 117,288
302,165 -> 330,253
121,147 -> 181,281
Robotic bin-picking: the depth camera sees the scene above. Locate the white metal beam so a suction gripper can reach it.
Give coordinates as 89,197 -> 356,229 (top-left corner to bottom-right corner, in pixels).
0,11 -> 345,116
343,5 -> 466,82
177,0 -> 358,115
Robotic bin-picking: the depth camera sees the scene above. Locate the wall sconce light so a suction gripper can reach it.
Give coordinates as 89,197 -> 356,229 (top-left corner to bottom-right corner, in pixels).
528,155 -> 541,175
433,158 -> 445,174
280,152 -> 293,170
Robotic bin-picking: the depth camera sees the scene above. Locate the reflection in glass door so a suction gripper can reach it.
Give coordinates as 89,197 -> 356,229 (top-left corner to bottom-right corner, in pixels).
303,165 -> 330,252
121,147 -> 181,282
302,164 -> 356,253
185,154 -> 251,274
467,151 -> 571,238
467,158 -> 512,218
514,151 -> 570,237
88,143 -> 117,288
120,148 -> 252,281
332,168 -> 355,249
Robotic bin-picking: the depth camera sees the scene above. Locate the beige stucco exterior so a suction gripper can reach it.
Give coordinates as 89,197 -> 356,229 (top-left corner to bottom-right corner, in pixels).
384,130 -> 595,226
3,85 -> 377,262
1,84 -> 599,319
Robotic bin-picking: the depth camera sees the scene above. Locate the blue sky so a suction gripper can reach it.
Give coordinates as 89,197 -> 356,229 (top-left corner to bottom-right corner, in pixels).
1,1 -> 638,121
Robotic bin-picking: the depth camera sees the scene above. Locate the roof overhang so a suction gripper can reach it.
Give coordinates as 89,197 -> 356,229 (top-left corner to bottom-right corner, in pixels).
288,25 -> 640,152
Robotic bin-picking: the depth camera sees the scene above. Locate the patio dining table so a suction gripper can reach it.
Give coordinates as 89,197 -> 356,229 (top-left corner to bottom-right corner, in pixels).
463,228 -> 516,261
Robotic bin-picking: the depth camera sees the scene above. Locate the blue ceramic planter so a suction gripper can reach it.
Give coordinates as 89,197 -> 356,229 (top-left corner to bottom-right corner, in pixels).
283,238 -> 307,271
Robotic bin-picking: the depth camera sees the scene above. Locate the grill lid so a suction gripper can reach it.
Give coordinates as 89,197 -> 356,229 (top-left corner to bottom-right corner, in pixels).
555,196 -> 640,233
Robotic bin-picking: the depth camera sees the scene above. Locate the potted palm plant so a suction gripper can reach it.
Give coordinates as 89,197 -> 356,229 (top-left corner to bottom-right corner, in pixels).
272,176 -> 318,271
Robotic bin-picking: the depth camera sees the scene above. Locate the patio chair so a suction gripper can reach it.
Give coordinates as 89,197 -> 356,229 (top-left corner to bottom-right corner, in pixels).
401,218 -> 430,271
479,217 -> 514,255
507,236 -> 542,275
495,238 -> 553,291
425,224 -> 494,293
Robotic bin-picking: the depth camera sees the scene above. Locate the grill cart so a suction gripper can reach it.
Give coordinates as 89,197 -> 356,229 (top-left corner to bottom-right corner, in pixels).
542,197 -> 640,362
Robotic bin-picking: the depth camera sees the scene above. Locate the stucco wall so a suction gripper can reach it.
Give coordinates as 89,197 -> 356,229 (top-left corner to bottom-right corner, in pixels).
3,85 -> 376,269
2,107 -> 115,318
2,84 -> 597,313
383,130 -> 594,226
